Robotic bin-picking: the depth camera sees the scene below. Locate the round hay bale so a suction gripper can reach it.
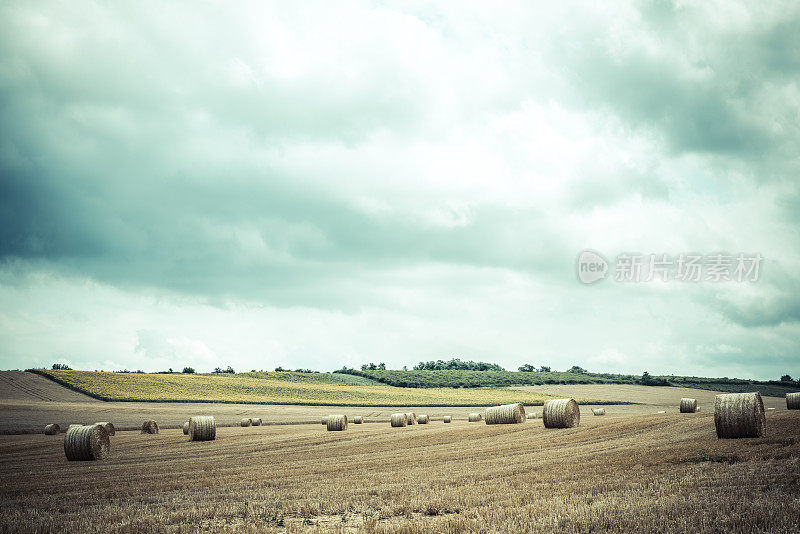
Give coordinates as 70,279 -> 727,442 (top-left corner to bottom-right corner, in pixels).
44,423 -> 61,435
468,413 -> 482,422
443,415 -> 452,423
390,413 -> 408,427
240,418 -> 251,427
525,413 -> 537,420
189,416 -> 216,441
417,414 -> 429,424
696,407 -> 702,412
680,398 -> 698,413
326,414 -> 347,431
405,412 -> 417,425
592,408 -> 605,416
485,403 -> 525,425
250,417 -> 262,426
183,422 -> 190,435
352,416 -> 363,424
714,392 -> 765,439
767,407 -> 776,411
543,398 -> 580,428
94,422 -> 115,436
64,424 -> 110,461
787,392 -> 800,410
141,420 -> 159,434
657,410 -> 667,414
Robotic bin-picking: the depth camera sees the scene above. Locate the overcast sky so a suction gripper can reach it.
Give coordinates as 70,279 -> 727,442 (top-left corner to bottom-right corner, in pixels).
1,1 -> 799,379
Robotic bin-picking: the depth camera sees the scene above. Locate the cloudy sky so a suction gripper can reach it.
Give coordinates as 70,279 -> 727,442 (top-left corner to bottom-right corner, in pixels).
1,1 -> 799,379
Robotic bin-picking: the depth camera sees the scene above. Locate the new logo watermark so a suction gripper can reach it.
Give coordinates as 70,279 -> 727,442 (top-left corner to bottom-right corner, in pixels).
576,249 -> 609,284
576,250 -> 762,284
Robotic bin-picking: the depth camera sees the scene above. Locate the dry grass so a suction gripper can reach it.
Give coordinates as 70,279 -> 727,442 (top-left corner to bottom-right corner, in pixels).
94,422 -> 115,436
0,412 -> 798,532
543,398 -> 580,428
326,415 -> 347,432
140,420 -> 159,434
390,413 -> 407,427
715,392 -> 766,439
63,424 -> 109,461
485,403 -> 525,425
188,416 -> 216,442
680,398 -> 698,413
5,381 -> 788,435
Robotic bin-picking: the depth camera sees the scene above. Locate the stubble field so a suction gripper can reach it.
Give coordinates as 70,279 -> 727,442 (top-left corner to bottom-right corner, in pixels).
1,410 -> 798,533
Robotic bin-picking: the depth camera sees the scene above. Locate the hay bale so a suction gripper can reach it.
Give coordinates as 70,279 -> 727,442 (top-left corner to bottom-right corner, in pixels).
443,416 -> 452,423
485,403 -> 525,424
767,407 -> 776,411
189,416 -> 216,441
468,413 -> 482,422
141,420 -> 159,434
417,414 -> 429,424
64,424 -> 110,461
326,414 -> 347,431
352,416 -> 363,424
405,412 -> 417,425
68,424 -> 83,430
787,392 -> 800,410
44,423 -> 61,435
183,422 -> 190,435
390,413 -> 408,427
657,410 -> 666,414
715,392 -> 765,439
680,398 -> 698,413
250,417 -> 262,426
240,418 -> 251,427
542,398 -> 580,428
592,408 -> 605,416
525,413 -> 537,420
94,422 -> 115,436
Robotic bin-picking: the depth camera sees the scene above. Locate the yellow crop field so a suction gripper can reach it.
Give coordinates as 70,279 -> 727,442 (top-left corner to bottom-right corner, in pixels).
32,369 -> 588,406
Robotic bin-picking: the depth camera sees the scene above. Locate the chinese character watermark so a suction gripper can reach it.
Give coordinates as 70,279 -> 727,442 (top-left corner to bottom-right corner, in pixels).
576,250 -> 762,284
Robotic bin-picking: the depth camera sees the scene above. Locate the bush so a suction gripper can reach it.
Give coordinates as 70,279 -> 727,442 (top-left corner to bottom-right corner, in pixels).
183,367 -> 195,374
52,363 -> 72,370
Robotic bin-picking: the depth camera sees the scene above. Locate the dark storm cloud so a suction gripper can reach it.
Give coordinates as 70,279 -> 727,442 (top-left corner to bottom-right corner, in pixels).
555,2 -> 800,158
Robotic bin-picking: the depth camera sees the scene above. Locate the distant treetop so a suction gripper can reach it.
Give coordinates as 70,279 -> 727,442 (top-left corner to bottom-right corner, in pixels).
412,358 -> 505,371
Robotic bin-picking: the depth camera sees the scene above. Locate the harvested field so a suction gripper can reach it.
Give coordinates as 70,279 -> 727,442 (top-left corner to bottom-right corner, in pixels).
0,412 -> 797,532
512,384 -> 788,413
0,371 -> 98,403
1,377 -> 787,435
